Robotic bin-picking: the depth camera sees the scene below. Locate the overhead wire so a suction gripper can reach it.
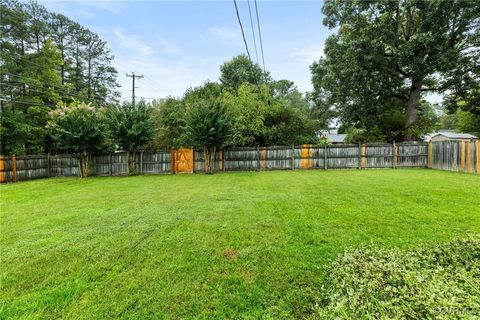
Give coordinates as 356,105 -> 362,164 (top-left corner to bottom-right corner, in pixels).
1,72 -> 109,102
247,0 -> 259,64
254,0 -> 266,73
233,0 -> 253,64
2,55 -> 117,101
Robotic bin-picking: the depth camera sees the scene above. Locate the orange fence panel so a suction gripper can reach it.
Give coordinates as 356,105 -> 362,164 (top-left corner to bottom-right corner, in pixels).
172,148 -> 194,173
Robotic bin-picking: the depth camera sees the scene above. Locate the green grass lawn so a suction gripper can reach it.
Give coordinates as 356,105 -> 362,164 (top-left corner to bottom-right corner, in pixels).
1,169 -> 479,319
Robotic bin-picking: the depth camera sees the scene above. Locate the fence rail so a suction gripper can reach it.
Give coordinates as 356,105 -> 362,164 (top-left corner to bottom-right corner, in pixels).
0,141 -> 477,183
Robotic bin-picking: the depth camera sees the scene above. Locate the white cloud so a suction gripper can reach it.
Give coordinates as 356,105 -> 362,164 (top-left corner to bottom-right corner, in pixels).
207,26 -> 240,41
290,43 -> 325,65
113,28 -> 153,56
157,38 -> 178,54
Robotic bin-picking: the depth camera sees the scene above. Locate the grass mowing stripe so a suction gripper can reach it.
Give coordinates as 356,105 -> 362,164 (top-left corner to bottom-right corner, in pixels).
1,169 -> 479,319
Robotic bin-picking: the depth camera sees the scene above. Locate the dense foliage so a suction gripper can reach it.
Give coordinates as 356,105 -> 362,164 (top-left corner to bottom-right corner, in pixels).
150,57 -> 319,151
184,98 -> 233,173
0,0 -> 119,155
219,54 -> 271,91
47,102 -> 105,177
313,236 -> 480,319
105,101 -> 156,174
312,0 -> 480,141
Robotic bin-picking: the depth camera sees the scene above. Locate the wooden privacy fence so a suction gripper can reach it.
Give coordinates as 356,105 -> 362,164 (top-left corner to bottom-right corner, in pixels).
1,141 -> 479,183
429,140 -> 479,174
0,143 -> 435,183
197,143 -> 429,172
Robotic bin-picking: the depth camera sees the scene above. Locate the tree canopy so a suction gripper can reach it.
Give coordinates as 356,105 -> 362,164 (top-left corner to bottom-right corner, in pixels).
311,0 -> 480,141
219,54 -> 271,91
105,101 -> 156,174
47,102 -> 105,177
1,0 -> 119,155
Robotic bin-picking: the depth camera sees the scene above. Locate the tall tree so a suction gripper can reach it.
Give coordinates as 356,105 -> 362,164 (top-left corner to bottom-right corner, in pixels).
0,0 -> 119,155
104,101 -> 156,174
219,54 -> 271,91
183,99 -> 233,173
313,0 -> 480,140
47,102 -> 106,177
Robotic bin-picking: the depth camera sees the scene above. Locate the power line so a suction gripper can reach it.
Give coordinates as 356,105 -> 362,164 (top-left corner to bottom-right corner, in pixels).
140,75 -> 164,94
247,0 -> 259,64
1,81 -> 64,99
254,0 -> 266,72
233,0 -> 253,64
2,55 -> 118,101
1,72 -> 109,102
0,98 -> 58,108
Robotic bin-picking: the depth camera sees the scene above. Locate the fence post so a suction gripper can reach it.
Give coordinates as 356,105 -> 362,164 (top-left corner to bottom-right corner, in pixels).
324,145 -> 328,170
12,155 -> 17,182
47,153 -> 51,177
257,145 -> 260,171
358,144 -> 361,169
109,154 -> 113,176
291,145 -> 295,170
262,147 -> 267,171
466,141 -> 471,173
309,144 -> 313,169
392,141 -> 396,169
0,156 -> 5,183
140,151 -> 143,174
476,140 -> 480,175
460,141 -> 465,172
428,142 -> 433,169
361,144 -> 367,169
221,149 -> 226,172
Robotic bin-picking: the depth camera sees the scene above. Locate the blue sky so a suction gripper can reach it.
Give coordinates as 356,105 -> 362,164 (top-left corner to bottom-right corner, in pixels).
38,0 -> 331,101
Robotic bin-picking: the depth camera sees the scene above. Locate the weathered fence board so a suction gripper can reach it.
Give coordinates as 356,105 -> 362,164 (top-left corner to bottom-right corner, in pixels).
431,140 -> 478,174
2,141 -> 477,183
141,151 -> 171,174
50,155 -> 79,177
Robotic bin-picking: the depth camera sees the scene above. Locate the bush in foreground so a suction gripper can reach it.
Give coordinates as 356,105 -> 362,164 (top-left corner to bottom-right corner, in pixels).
312,236 -> 480,319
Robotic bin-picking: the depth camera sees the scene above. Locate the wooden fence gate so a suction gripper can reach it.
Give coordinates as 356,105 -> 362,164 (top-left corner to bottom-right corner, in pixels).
171,148 -> 194,173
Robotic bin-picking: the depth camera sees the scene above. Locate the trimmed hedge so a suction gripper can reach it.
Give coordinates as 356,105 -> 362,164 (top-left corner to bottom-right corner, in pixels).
312,236 -> 480,319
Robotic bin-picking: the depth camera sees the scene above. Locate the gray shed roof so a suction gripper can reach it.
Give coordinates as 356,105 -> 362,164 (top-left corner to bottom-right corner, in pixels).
326,133 -> 347,143
433,132 -> 477,140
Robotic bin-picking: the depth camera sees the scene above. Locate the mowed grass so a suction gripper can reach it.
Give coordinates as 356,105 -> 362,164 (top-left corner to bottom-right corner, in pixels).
0,169 -> 479,319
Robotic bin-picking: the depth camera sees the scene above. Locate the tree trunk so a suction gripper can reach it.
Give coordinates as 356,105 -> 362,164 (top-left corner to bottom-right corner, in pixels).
203,147 -> 211,173
404,78 -> 423,133
78,155 -> 84,178
212,146 -> 217,173
131,151 -> 136,174
126,150 -> 136,175
78,152 -> 91,178
126,150 -> 131,175
78,154 -> 86,178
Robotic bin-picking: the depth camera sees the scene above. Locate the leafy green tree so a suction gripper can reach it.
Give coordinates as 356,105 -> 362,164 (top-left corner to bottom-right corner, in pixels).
149,97 -> 186,149
454,109 -> 480,137
225,83 -> 318,146
183,100 -> 233,173
313,0 -> 480,140
105,101 -> 156,174
0,0 -> 119,154
219,54 -> 271,91
0,109 -> 30,155
47,102 -> 105,177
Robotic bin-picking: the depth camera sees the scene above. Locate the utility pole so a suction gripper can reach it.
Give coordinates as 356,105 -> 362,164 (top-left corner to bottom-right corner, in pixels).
126,72 -> 143,106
